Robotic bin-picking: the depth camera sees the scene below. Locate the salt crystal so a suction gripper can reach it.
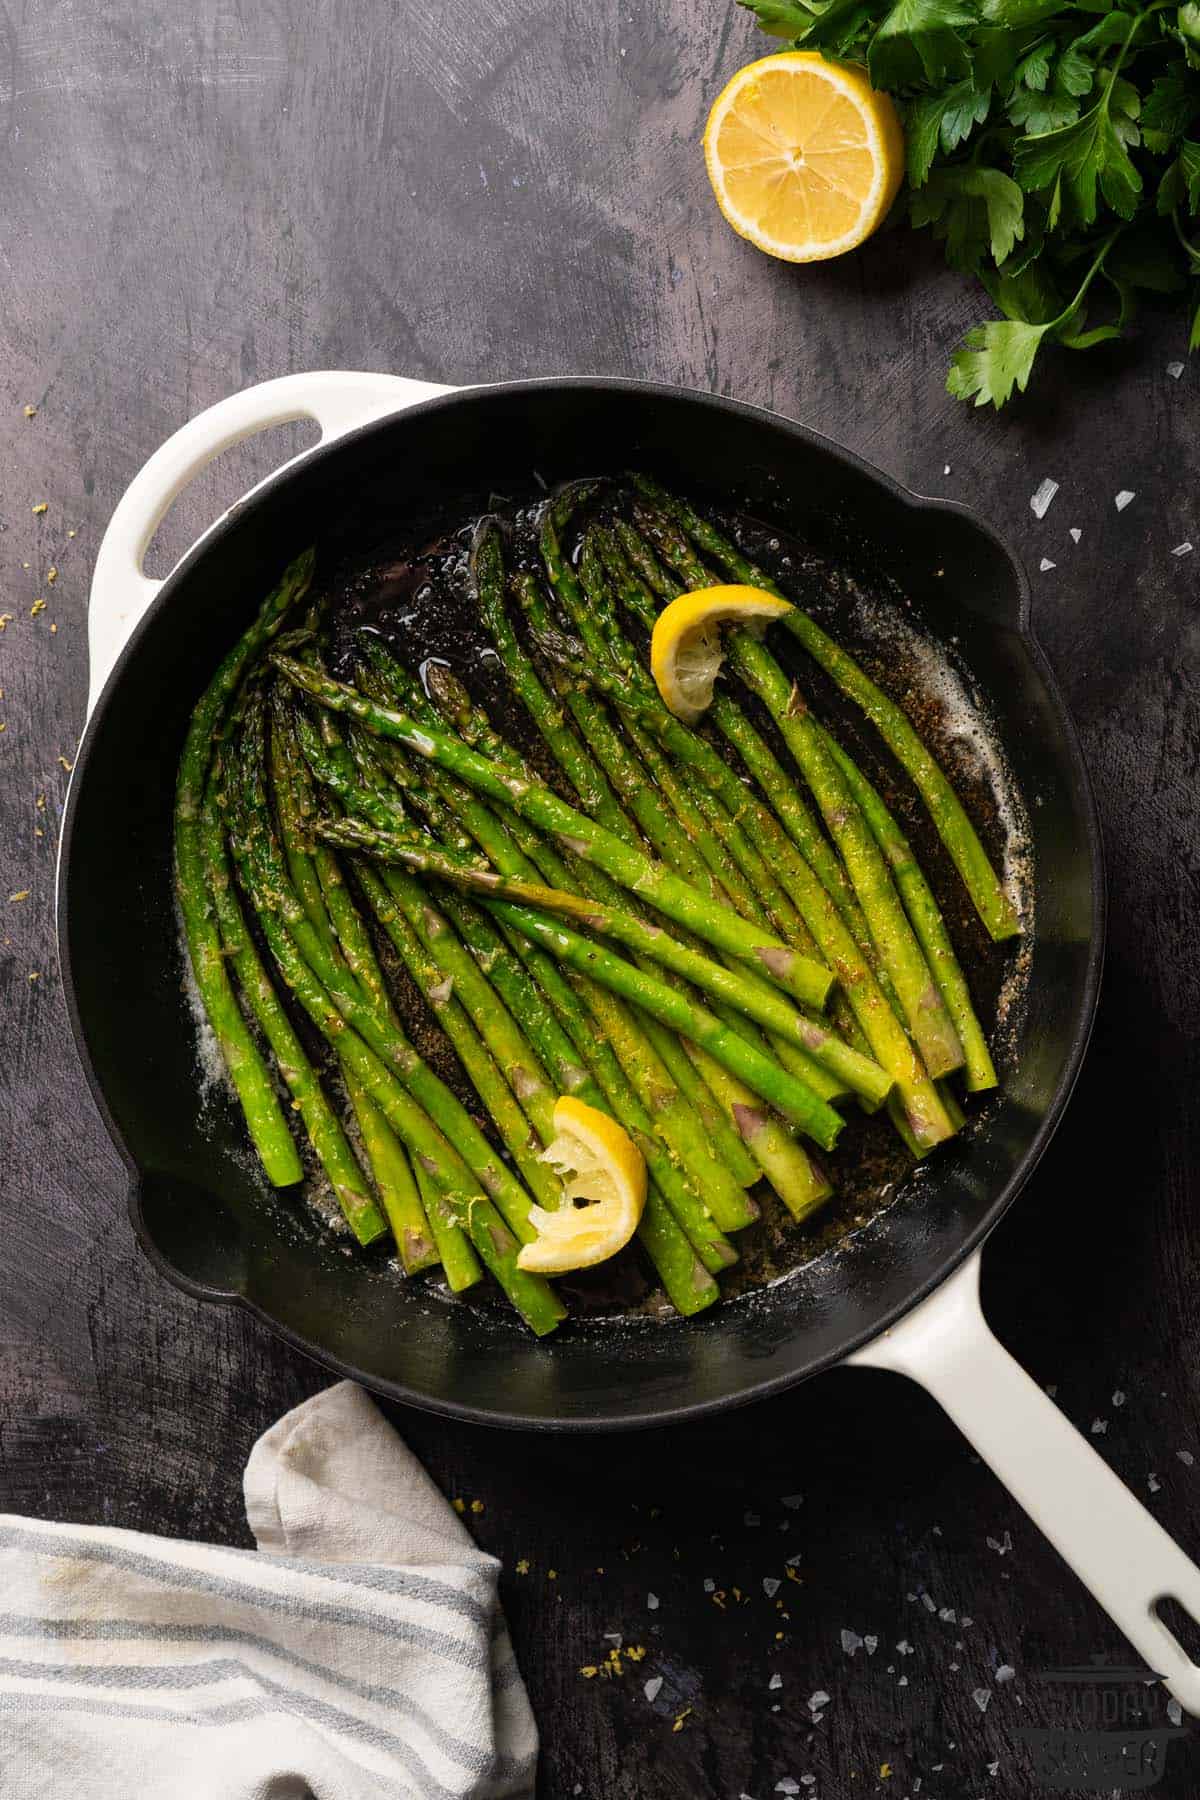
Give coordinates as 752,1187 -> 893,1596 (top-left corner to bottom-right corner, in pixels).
974,1688 -> 992,1713
1168,361 -> 1185,379
703,1578 -> 715,1592
769,1672 -> 783,1690
1148,1473 -> 1162,1495
603,1632 -> 622,1645
943,464 -> 952,476
1113,1390 -> 1126,1407
898,1675 -> 909,1686
939,1607 -> 957,1623
905,1591 -> 917,1602
1039,558 -> 1056,573
647,1592 -> 659,1610
1172,542 -> 1193,557
1115,490 -> 1135,511
949,1662 -> 959,1672
961,1617 -> 973,1627
921,1593 -> 936,1612
897,1640 -> 913,1656
996,1665 -> 1015,1683
1091,1418 -> 1108,1435
808,1690 -> 830,1711
842,1629 -> 863,1655
781,1494 -> 803,1509
1069,528 -> 1081,544
864,1635 -> 879,1655
644,1675 -> 663,1702
1030,478 -> 1059,519
786,1553 -> 803,1567
745,1511 -> 761,1527
776,1781 -> 801,1796
986,1531 -> 1012,1556
988,1760 -> 1000,1776
1046,1384 -> 1058,1398
1169,1698 -> 1183,1725
574,1788 -> 583,1797
1178,1450 -> 1195,1466
764,1577 -> 781,1598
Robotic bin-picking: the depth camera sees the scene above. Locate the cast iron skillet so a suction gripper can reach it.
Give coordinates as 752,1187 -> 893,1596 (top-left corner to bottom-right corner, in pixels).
60,378 -> 1097,1427
62,377 -> 1200,1704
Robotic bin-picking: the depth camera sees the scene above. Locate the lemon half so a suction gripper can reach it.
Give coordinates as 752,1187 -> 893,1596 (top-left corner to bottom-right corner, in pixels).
516,1096 -> 647,1275
650,584 -> 793,723
704,52 -> 904,264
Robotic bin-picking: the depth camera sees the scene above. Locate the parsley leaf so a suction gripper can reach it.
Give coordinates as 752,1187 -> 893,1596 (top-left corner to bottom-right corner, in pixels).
867,0 -> 976,88
1014,80 -> 1142,224
946,317 -> 1052,405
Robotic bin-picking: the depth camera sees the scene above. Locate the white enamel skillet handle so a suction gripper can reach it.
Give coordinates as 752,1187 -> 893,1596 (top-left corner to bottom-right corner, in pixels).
853,1252 -> 1200,1709
86,370 -> 452,718
88,372 -> 1200,1710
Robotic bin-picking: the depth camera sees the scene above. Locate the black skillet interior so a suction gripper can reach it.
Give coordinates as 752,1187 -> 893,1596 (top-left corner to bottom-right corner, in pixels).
58,380 -> 1102,1430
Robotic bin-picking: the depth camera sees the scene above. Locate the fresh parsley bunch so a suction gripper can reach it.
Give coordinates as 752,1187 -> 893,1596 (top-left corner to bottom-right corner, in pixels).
741,0 -> 1200,404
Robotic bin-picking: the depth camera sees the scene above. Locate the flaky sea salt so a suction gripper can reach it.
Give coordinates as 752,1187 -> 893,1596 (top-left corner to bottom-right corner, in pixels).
1069,527 -> 1082,544
776,1781 -> 801,1796
1113,1390 -> 1126,1406
841,1629 -> 863,1655
1178,1450 -> 1194,1466
987,1531 -> 1012,1556
1039,558 -> 1056,572
1149,1473 -> 1162,1493
1091,1418 -> 1108,1435
763,1577 -> 781,1598
1030,478 -> 1059,519
974,1688 -> 992,1713
769,1672 -> 783,1690
647,1593 -> 659,1610
996,1665 -> 1015,1683
1115,490 -> 1135,511
1168,361 -> 1185,379
644,1675 -> 663,1702
1172,542 -> 1193,557
808,1690 -> 830,1711
781,1494 -> 803,1510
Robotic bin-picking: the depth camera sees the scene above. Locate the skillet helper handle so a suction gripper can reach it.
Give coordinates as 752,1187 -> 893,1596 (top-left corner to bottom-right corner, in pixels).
85,370 -> 454,719
852,1250 -> 1200,1713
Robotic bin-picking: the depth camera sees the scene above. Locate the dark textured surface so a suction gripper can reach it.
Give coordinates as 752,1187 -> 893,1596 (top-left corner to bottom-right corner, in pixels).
1,3 -> 1199,1795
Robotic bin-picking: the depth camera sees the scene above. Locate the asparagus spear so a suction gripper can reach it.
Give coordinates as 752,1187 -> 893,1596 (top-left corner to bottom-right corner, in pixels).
631,502 -> 966,1081
200,771 -> 386,1244
175,554 -> 316,1185
341,1075 -> 441,1271
818,730 -> 997,1093
632,474 -> 1020,944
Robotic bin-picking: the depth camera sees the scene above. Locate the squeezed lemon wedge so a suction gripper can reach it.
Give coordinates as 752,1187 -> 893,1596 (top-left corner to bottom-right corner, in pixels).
650,585 -> 793,723
704,52 -> 904,264
516,1096 -> 647,1275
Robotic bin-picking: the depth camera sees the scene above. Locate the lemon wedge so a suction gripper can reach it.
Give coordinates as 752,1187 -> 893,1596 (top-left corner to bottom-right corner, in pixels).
516,1096 -> 647,1275
704,52 -> 904,264
650,585 -> 793,723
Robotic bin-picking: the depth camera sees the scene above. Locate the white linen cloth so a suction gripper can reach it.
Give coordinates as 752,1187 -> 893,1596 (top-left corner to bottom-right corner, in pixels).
0,1381 -> 537,1798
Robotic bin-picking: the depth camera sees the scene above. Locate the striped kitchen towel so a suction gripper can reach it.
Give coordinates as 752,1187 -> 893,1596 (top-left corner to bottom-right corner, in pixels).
0,1381 -> 537,1798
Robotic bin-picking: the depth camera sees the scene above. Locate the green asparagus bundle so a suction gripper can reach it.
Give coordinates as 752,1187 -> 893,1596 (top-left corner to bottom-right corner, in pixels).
173,473 -> 1017,1334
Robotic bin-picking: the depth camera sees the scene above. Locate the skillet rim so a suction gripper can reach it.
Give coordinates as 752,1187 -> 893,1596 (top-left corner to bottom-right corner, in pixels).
56,375 -> 1107,1432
